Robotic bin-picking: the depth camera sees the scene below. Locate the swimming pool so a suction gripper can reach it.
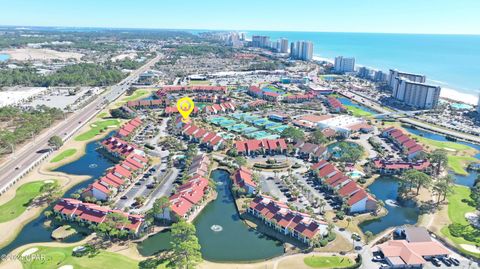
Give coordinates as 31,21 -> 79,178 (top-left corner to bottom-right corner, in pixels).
347,170 -> 364,179
451,103 -> 473,110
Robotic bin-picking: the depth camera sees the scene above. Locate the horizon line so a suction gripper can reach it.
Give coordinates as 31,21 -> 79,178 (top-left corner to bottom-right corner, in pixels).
1,24 -> 480,36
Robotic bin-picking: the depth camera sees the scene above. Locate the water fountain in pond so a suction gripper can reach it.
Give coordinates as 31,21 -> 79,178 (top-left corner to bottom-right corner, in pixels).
210,225 -> 223,232
88,163 -> 98,169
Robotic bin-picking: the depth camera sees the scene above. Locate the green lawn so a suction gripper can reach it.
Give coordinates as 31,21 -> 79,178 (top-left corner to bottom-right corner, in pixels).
440,185 -> 479,258
74,119 -> 121,141
0,181 -> 51,223
409,134 -> 477,175
344,105 -> 373,117
96,112 -> 108,119
50,149 -> 77,163
446,185 -> 475,226
188,80 -> 211,85
411,134 -> 473,151
304,256 -> 354,268
447,155 -> 478,175
117,89 -> 150,105
21,246 -> 140,269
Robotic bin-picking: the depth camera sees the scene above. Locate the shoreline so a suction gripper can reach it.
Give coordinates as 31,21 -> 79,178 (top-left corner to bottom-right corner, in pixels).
312,55 -> 479,105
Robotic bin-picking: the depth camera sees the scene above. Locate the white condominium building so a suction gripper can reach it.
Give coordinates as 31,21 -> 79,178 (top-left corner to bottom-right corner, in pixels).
393,78 -> 441,109
252,35 -> 270,48
280,38 -> 289,53
334,56 -> 355,73
388,69 -> 426,90
290,41 -> 313,61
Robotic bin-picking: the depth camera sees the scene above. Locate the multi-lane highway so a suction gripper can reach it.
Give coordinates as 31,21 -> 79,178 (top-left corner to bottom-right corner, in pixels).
0,54 -> 162,196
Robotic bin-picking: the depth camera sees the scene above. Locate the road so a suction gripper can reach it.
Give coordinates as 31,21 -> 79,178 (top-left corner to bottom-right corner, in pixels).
0,54 -> 163,196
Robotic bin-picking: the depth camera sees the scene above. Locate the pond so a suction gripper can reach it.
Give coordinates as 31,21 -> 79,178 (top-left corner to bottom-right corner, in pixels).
359,176 -> 420,235
337,97 -> 378,115
136,169 -> 284,262
137,229 -> 173,256
0,132 -> 116,255
402,125 -> 480,186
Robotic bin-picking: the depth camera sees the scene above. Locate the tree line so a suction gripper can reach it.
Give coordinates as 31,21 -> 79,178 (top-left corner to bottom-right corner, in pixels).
0,105 -> 64,154
0,63 -> 125,87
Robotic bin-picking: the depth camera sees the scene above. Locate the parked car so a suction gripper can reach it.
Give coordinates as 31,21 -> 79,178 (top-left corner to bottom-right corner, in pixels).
431,258 -> 441,267
120,195 -> 128,200
440,257 -> 452,267
448,257 -> 460,266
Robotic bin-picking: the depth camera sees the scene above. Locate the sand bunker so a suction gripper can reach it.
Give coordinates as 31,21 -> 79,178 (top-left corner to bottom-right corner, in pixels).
21,248 -> 38,257
460,244 -> 480,254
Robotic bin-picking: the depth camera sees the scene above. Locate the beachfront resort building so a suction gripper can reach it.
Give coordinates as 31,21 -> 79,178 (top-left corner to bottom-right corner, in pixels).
252,35 -> 270,48
290,41 -> 313,61
389,69 -> 441,109
392,79 -> 441,109
334,56 -> 355,73
247,195 -> 328,246
388,69 -> 426,90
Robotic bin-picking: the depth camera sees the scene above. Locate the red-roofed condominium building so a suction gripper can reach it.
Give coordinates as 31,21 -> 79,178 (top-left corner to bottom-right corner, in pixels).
101,136 -> 143,159
372,159 -> 431,175
117,117 -> 143,138
181,124 -> 225,151
156,176 -> 211,221
311,160 -> 377,213
235,139 -> 287,156
233,166 -> 257,194
294,141 -> 328,162
381,127 -> 424,160
82,153 -> 149,201
53,198 -> 145,235
248,196 -> 328,246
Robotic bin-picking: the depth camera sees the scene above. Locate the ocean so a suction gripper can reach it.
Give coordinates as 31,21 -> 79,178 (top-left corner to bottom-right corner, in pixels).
245,31 -> 480,102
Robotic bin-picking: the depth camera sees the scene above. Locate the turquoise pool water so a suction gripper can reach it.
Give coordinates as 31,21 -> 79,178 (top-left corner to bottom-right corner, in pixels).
0,54 -> 10,62
451,103 -> 473,110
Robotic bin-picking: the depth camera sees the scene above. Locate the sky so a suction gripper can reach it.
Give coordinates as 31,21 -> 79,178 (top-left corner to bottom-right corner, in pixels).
1,0 -> 480,34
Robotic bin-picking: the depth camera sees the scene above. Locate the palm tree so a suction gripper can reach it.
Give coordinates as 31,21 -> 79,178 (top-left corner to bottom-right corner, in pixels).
319,200 -> 326,213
